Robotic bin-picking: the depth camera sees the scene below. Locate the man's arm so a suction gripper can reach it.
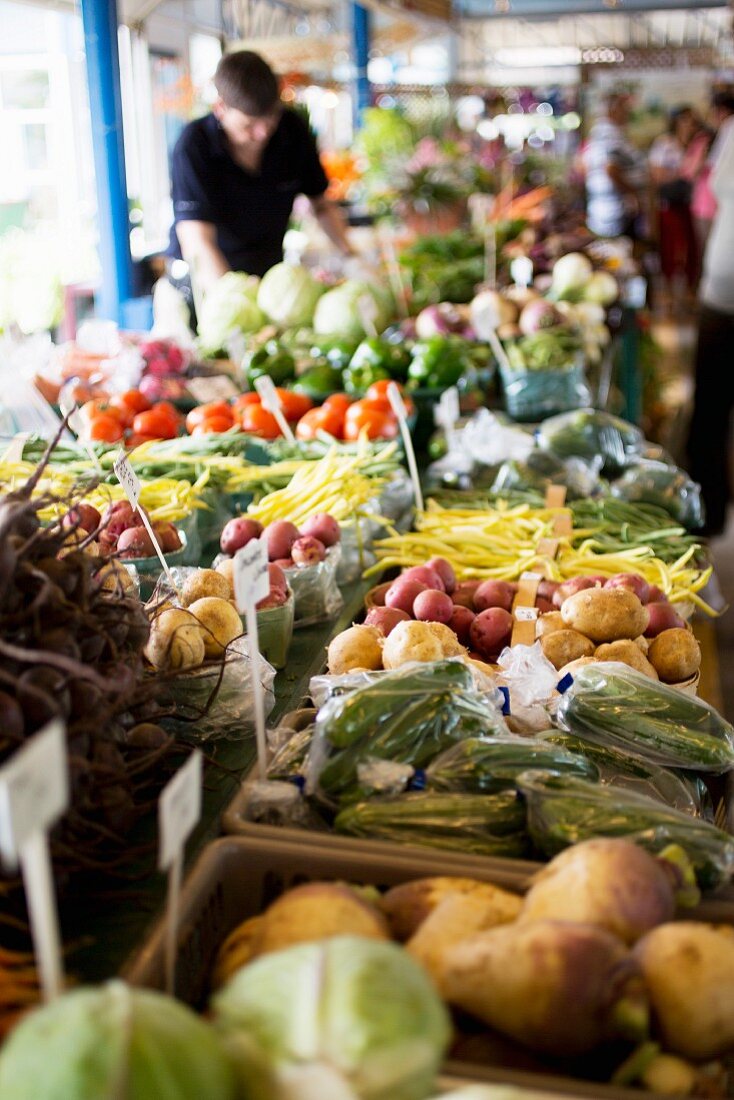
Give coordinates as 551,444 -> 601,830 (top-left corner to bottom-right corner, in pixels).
308,194 -> 354,256
175,221 -> 230,295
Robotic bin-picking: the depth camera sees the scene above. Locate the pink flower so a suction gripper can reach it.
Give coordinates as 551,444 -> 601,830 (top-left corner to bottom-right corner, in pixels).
405,137 -> 442,173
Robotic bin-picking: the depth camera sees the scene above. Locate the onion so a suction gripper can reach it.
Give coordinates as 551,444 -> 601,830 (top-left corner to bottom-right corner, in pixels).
551,252 -> 593,297
415,303 -> 469,339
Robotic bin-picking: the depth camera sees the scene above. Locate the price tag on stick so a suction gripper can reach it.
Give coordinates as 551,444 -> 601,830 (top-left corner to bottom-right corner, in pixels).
113,450 -> 179,592
158,750 -> 202,996
511,256 -> 534,289
0,721 -> 69,1001
254,377 -> 295,443
387,383 -> 423,513
233,535 -> 271,781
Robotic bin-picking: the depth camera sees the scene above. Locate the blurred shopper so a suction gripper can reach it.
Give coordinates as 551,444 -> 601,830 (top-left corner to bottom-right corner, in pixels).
649,106 -> 699,311
691,92 -> 734,253
584,91 -> 647,238
166,50 -> 352,305
686,122 -> 734,536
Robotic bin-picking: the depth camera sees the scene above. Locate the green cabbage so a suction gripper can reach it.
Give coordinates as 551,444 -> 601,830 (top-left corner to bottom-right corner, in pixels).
211,935 -> 450,1100
0,982 -> 238,1100
257,263 -> 324,327
197,272 -> 265,355
313,281 -> 392,340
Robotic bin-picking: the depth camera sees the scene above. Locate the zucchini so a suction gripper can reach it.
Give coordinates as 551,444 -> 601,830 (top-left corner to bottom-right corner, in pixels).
426,735 -> 599,793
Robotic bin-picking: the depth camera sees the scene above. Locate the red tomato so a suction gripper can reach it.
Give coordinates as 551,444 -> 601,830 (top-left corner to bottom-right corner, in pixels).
126,433 -> 158,448
110,390 -> 151,421
152,400 -> 181,428
295,406 -> 344,441
79,399 -> 124,424
132,409 -> 176,440
275,388 -> 313,422
343,400 -> 399,441
239,404 -> 282,439
364,380 -> 414,416
322,393 -> 352,414
232,393 -> 261,412
185,400 -> 231,433
197,414 -> 235,434
88,414 -> 125,443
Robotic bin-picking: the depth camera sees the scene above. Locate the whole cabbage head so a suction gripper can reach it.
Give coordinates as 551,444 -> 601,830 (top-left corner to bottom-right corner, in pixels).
197,272 -> 265,355
0,982 -> 239,1100
313,281 -> 393,341
257,263 -> 324,327
211,935 -> 450,1100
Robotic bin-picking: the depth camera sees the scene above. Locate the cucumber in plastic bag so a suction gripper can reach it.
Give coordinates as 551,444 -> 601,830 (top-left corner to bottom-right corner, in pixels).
518,770 -> 734,890
556,662 -> 734,774
425,735 -> 599,793
335,790 -> 529,858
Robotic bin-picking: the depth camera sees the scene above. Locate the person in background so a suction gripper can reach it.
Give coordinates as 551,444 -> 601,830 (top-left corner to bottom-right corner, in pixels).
690,91 -> 734,254
648,106 -> 700,313
686,121 -> 734,536
167,50 -> 353,307
583,91 -> 647,239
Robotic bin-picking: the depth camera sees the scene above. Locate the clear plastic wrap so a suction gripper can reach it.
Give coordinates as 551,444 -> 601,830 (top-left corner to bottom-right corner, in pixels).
425,735 -> 599,793
556,662 -> 734,774
333,790 -> 530,858
536,408 -> 644,475
266,725 -> 314,782
496,642 -> 558,707
309,658 -> 503,711
306,659 -> 509,805
499,361 -> 591,423
160,637 -> 276,742
337,519 -> 377,585
518,770 -> 734,890
240,779 -> 328,830
284,544 -> 344,627
491,453 -> 603,501
610,460 -> 705,531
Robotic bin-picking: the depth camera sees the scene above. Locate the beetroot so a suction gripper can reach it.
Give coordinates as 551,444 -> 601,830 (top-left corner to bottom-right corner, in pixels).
413,589 -> 454,624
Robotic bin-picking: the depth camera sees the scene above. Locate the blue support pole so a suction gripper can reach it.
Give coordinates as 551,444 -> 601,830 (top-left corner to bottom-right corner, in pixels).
351,2 -> 371,130
80,0 -> 133,324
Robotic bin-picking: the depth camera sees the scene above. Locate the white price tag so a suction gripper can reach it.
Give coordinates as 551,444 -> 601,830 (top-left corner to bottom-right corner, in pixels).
2,432 -> 30,464
514,605 -> 539,622
520,571 -> 542,581
253,377 -> 295,442
158,750 -> 202,996
187,375 -> 238,403
511,256 -> 534,288
434,387 -> 460,431
357,294 -> 379,338
113,449 -> 141,508
158,750 -> 202,872
0,721 -> 69,1001
388,382 -> 423,513
233,536 -> 270,612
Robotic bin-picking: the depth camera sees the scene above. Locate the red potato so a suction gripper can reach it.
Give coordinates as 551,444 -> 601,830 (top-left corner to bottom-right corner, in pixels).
300,513 -> 341,547
452,581 -> 481,609
385,578 -> 427,615
604,573 -> 650,604
537,579 -> 560,602
401,565 -> 445,592
264,520 -> 300,562
102,500 -> 143,540
273,558 -> 294,569
647,584 -> 667,603
470,608 -> 513,660
257,589 -> 288,610
644,601 -> 685,638
291,536 -> 326,566
449,605 -> 476,645
552,575 -> 606,609
117,526 -> 155,558
474,580 -> 515,614
220,517 -> 263,556
364,606 -> 411,636
535,596 -> 555,614
268,563 -> 288,593
413,589 -> 454,625
64,502 -> 102,534
153,522 -> 182,553
426,557 -> 456,595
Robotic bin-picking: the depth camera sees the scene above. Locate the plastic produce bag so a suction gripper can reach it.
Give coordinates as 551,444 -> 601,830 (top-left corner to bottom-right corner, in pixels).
160,637 -> 276,742
491,453 -> 603,501
285,544 -> 344,627
306,659 -> 509,804
241,778 -> 328,830
337,519 -> 377,585
499,361 -> 591,423
610,460 -> 704,531
556,662 -> 734,773
309,658 -> 504,711
496,642 -> 558,707
334,790 -> 530,858
425,735 -> 599,793
518,770 -> 734,890
536,408 -> 644,475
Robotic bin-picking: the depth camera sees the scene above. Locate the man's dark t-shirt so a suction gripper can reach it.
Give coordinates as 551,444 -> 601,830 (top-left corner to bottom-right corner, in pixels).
167,109 -> 329,277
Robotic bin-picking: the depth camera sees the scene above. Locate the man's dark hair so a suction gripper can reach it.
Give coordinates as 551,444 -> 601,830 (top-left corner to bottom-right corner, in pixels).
213,51 -> 280,116
712,91 -> 734,116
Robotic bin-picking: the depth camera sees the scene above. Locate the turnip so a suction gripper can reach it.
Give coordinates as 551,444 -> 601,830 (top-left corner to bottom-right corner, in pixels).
452,581 -> 481,609
364,607 -> 411,636
413,589 -> 454,625
473,580 -> 515,614
604,572 -> 650,604
644,601 -> 685,638
519,839 -> 694,945
117,527 -> 155,559
426,557 -> 456,595
401,565 -> 445,592
385,578 -> 427,615
634,922 -> 734,1059
300,513 -> 341,547
220,517 -> 263,556
469,608 -> 513,659
449,605 -> 475,645
264,520 -> 300,562
291,536 -> 326,566
442,919 -> 648,1057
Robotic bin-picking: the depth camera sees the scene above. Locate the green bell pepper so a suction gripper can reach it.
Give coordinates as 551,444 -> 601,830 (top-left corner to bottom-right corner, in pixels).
407,335 -> 467,390
310,336 -> 359,370
292,363 -> 344,397
243,339 -> 296,386
343,360 -> 390,395
349,337 -> 413,381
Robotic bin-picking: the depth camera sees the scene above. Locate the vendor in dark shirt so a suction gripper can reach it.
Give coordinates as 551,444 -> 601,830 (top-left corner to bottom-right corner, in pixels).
167,50 -> 353,295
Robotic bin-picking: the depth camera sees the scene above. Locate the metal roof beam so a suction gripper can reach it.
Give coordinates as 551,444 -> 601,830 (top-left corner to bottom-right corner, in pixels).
459,0 -> 726,17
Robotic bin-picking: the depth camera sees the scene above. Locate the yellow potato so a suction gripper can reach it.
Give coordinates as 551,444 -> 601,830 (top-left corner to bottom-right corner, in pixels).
648,628 -> 701,683
327,625 -> 383,674
595,640 -> 659,679
541,629 -> 595,670
561,587 -> 648,643
536,612 -> 565,638
188,596 -> 244,659
214,557 -> 236,596
144,608 -> 205,670
181,568 -> 232,606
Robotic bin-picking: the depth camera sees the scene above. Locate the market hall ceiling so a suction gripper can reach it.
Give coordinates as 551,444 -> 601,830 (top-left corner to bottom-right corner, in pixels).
457,0 -> 727,15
